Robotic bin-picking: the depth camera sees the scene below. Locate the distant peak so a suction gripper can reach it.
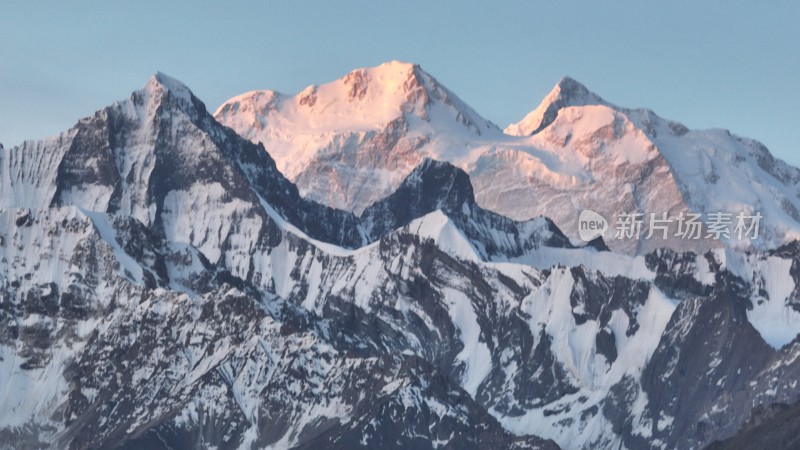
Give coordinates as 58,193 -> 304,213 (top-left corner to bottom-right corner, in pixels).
553,76 -> 593,98
344,60 -> 425,90
147,71 -> 186,89
152,71 -> 176,83
215,60 -> 499,142
139,72 -> 205,116
505,76 -> 606,136
144,72 -> 195,102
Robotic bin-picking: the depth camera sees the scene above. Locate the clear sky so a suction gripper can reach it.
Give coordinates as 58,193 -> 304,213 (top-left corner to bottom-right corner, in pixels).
2,1 -> 798,164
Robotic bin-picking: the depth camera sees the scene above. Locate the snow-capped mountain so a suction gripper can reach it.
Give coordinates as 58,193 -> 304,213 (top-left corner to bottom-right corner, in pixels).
214,61 -> 499,216
216,63 -> 800,254
3,72 -> 800,450
502,76 -> 800,252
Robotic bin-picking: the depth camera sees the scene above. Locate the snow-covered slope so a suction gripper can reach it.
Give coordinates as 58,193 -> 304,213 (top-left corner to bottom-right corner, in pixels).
217,65 -> 800,254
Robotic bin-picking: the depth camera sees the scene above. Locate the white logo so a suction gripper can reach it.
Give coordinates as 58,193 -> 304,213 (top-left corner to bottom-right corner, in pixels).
578,209 -> 608,242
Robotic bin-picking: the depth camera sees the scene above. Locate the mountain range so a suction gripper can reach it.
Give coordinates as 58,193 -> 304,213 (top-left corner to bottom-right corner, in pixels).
1,66 -> 800,449
216,61 -> 800,254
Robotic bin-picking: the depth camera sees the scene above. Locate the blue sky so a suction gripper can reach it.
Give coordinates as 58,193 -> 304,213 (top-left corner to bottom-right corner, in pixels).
2,1 -> 798,164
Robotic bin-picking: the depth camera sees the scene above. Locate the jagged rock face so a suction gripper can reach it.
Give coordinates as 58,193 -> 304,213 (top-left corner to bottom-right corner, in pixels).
216,64 -> 800,254
706,402 -> 800,450
0,73 -> 374,256
4,74 -> 800,450
359,159 -> 573,260
361,158 -> 477,231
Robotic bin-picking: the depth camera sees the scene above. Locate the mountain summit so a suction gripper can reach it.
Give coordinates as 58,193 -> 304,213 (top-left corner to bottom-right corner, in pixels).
505,76 -> 607,136
215,60 -> 498,136
146,71 -> 196,103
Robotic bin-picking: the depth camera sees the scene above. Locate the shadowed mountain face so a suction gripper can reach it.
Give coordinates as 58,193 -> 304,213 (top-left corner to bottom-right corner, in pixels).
706,402 -> 800,450
2,73 -> 800,450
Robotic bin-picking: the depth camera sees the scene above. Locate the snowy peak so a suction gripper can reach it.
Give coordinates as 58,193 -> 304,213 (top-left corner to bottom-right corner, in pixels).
132,71 -> 207,120
505,76 -> 606,136
212,61 -> 502,212
214,60 -> 498,138
308,59 -> 493,132
213,60 -> 445,134
2,72 -> 365,251
552,76 -> 601,102
146,71 -> 193,99
340,60 -> 422,102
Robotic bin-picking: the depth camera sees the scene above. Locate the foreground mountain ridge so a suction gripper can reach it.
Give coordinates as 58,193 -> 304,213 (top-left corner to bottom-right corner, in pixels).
1,73 -> 800,450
